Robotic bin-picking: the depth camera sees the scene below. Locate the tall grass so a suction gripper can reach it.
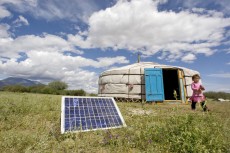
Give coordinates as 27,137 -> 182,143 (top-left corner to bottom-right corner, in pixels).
0,92 -> 229,153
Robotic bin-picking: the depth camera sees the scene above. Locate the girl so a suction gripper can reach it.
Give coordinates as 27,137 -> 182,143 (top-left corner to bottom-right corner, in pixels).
190,74 -> 208,111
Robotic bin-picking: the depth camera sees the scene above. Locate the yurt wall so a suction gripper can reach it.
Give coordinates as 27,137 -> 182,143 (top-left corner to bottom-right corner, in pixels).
98,62 -> 199,103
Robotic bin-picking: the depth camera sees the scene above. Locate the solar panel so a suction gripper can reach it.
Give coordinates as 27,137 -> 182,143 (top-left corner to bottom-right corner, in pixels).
61,96 -> 126,133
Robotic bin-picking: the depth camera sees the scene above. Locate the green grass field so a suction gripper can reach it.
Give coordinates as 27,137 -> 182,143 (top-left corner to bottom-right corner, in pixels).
0,92 -> 229,153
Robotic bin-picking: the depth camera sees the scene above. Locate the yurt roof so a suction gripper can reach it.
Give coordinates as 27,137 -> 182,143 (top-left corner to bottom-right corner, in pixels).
100,62 -> 199,77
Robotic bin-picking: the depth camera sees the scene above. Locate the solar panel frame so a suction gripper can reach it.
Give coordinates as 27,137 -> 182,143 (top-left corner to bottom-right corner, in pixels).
61,96 -> 126,134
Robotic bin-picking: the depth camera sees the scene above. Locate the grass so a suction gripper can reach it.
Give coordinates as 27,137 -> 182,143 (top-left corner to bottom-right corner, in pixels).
0,92 -> 229,153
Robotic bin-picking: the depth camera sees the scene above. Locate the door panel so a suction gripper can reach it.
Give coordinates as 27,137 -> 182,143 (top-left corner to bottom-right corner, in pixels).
145,68 -> 165,101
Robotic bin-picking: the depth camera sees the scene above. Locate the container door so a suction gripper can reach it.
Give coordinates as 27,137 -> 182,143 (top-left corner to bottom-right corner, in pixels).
145,68 -> 165,101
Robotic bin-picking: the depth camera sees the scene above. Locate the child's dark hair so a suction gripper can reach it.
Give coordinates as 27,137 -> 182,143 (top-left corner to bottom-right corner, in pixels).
192,74 -> 200,80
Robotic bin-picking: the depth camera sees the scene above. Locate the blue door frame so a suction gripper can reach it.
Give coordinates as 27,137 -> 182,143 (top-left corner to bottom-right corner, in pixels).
145,68 -> 165,101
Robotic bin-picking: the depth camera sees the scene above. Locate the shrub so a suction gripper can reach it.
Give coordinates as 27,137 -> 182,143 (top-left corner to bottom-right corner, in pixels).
2,85 -> 29,92
48,81 -> 68,90
89,93 -> 97,96
63,89 -> 86,96
1,82 -> 86,96
28,85 -> 47,93
41,87 -> 57,94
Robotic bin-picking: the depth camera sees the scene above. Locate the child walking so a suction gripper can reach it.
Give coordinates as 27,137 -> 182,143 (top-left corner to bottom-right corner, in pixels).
190,74 -> 208,111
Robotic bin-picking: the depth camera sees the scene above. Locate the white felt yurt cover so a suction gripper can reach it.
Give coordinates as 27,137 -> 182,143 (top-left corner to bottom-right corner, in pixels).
98,62 -> 199,100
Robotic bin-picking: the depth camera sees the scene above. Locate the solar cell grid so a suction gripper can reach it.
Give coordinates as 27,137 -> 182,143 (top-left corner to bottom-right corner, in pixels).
61,96 -> 126,133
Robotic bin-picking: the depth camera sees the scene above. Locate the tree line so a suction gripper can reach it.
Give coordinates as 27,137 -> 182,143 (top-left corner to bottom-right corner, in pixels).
1,81 -> 228,99
0,81 -> 87,96
204,91 -> 230,100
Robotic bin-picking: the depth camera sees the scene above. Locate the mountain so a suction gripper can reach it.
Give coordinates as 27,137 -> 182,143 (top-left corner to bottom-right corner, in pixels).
0,77 -> 43,88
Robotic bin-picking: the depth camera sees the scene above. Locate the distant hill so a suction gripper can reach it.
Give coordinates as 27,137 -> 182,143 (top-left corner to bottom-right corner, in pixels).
0,77 -> 43,88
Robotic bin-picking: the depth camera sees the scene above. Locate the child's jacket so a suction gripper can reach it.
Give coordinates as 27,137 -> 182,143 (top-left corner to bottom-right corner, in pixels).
190,82 -> 205,102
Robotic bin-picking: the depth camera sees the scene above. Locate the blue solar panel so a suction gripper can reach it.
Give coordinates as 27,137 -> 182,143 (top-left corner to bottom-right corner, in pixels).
61,96 -> 126,133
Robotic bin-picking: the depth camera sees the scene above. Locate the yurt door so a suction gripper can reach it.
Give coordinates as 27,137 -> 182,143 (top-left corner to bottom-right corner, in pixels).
144,68 -> 165,101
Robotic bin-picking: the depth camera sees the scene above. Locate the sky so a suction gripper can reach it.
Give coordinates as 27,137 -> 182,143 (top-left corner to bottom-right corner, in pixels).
0,0 -> 229,93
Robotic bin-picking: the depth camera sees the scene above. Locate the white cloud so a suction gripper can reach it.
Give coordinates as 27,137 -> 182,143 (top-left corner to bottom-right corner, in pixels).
227,62 -> 230,65
0,6 -> 11,19
181,0 -> 230,16
208,73 -> 230,78
0,51 -> 129,92
96,56 -> 129,68
69,0 -> 230,62
191,8 -> 224,18
0,0 -> 23,5
0,23 -> 129,93
0,0 -> 101,22
68,34 -> 92,48
0,33 -> 82,59
1,0 -> 229,93
13,15 -> 29,27
181,53 -> 196,63
0,24 -> 10,38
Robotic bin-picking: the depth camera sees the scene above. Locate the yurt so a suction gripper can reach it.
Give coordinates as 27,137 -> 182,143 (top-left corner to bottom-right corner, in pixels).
98,62 -> 199,103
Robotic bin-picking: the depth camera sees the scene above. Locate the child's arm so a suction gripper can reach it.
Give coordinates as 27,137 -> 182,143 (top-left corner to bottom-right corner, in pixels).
200,85 -> 205,91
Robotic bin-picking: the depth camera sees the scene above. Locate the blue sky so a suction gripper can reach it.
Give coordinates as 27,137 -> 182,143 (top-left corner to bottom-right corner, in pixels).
0,0 -> 229,93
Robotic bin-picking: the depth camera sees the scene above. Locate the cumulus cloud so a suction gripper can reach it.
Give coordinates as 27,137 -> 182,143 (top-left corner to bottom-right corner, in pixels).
0,23 -> 129,92
69,0 -> 230,62
0,23 -> 129,93
0,6 -> 11,19
0,0 -> 108,22
13,15 -> 29,27
1,0 -> 229,92
0,51 -> 129,92
95,56 -> 129,68
0,24 -> 10,38
181,53 -> 196,63
0,33 -> 82,59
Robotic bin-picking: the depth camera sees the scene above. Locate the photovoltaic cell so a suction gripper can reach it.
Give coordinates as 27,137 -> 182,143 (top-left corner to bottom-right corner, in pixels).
61,96 -> 126,133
